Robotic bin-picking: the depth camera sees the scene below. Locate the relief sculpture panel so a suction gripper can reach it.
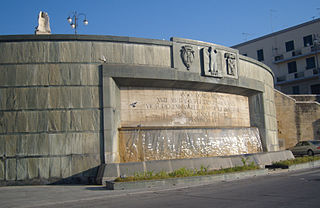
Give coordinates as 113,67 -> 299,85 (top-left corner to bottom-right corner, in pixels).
201,47 -> 238,79
120,87 -> 250,127
202,46 -> 222,78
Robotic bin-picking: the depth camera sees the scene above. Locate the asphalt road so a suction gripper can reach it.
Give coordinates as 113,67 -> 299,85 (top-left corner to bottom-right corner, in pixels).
1,168 -> 320,208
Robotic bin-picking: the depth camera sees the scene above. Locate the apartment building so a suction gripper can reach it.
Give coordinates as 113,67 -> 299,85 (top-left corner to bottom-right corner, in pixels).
233,18 -> 320,94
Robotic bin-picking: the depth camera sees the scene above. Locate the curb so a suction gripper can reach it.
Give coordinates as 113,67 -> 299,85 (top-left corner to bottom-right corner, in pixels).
98,150 -> 294,184
105,160 -> 320,190
106,169 -> 268,190
288,160 -> 320,171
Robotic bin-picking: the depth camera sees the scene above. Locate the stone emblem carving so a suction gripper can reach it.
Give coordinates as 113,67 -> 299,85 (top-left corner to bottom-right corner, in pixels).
224,52 -> 236,76
180,45 -> 195,70
203,47 -> 222,77
35,11 -> 51,35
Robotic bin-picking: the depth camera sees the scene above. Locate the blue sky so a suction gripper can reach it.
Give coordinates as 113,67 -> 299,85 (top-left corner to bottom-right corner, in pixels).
0,0 -> 319,46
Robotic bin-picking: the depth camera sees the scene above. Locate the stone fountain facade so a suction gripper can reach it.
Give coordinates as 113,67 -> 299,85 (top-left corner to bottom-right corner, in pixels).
0,35 -> 279,184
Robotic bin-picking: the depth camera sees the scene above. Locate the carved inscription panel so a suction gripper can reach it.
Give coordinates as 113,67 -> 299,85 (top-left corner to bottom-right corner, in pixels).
120,87 -> 250,127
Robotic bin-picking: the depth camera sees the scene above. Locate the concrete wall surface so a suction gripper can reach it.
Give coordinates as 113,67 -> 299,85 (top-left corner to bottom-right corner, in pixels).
0,35 -> 279,185
275,90 -> 320,149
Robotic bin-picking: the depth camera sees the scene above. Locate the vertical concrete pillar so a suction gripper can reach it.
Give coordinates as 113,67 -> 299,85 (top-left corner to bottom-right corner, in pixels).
249,92 -> 279,152
102,76 -> 121,163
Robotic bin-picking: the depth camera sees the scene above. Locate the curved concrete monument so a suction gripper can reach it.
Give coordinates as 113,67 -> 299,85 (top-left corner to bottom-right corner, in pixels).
0,35 -> 282,184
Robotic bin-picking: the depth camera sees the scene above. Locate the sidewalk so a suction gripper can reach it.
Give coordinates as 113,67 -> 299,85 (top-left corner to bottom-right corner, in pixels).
1,161 -> 319,208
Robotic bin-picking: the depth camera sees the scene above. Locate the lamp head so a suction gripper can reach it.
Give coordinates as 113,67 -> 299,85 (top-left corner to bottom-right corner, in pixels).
67,16 -> 72,23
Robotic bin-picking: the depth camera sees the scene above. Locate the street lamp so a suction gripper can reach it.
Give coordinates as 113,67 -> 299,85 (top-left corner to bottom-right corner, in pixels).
67,11 -> 88,34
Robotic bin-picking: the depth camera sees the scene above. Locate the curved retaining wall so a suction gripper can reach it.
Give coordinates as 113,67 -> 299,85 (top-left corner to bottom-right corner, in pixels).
0,35 -> 278,184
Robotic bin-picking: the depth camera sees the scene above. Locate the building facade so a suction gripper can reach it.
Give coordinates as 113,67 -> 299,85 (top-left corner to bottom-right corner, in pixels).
233,18 -> 320,95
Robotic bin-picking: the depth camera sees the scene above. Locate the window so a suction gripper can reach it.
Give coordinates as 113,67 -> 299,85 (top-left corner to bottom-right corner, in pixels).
292,86 -> 300,94
257,49 -> 264,61
285,40 -> 295,52
311,84 -> 320,94
287,61 -> 297,74
311,141 -> 320,145
306,57 -> 316,69
303,35 -> 313,47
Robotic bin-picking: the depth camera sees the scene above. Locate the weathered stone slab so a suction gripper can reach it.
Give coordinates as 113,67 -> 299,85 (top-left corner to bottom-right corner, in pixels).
49,134 -> 67,155
103,163 -> 120,178
229,156 -> 245,167
0,136 -> 4,158
0,160 -> 4,180
191,157 -> 216,170
61,156 -> 71,178
27,158 -> 39,179
120,87 -> 250,127
71,154 -> 100,176
6,159 -> 16,180
210,157 -> 233,169
39,158 -> 50,179
47,111 -> 62,132
17,159 -> 28,180
14,134 -> 49,156
5,135 -> 17,157
49,157 -> 61,178
145,160 -> 172,173
119,162 -> 145,176
70,133 -> 83,154
171,158 -> 194,171
81,133 -> 100,154
91,42 -> 171,67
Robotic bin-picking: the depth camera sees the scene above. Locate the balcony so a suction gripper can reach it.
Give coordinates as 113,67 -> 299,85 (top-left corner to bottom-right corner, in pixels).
273,46 -> 319,64
292,49 -> 302,57
294,72 -> 304,79
276,68 -> 320,85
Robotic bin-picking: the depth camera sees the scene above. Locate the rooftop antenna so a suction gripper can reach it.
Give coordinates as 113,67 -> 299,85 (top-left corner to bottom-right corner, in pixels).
269,9 -> 277,32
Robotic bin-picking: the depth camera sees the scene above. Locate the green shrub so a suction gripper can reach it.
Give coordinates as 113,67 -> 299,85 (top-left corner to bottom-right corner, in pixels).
272,155 -> 320,167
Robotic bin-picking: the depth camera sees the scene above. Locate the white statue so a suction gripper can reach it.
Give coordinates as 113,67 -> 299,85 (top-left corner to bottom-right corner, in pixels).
35,11 -> 51,35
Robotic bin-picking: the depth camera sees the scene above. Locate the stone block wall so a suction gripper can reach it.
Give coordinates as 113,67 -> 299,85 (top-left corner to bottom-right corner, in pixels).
296,101 -> 320,141
0,35 -> 173,184
0,64 -> 101,184
274,90 -> 298,149
290,95 -> 320,102
275,90 -> 320,150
